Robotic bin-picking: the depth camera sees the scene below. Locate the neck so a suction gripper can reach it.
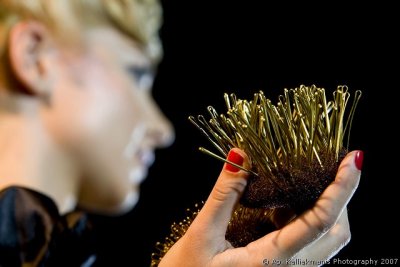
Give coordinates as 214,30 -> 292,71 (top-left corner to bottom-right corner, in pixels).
0,110 -> 79,214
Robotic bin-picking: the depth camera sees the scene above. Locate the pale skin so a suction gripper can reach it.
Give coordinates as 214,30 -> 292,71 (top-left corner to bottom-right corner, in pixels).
0,21 -> 360,266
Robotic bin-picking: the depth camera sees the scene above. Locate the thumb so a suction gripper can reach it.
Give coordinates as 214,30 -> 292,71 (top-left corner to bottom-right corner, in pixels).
192,148 -> 250,239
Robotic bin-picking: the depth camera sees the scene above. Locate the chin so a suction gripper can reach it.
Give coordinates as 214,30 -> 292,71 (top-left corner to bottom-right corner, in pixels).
115,190 -> 140,214
103,190 -> 140,215
81,190 -> 140,216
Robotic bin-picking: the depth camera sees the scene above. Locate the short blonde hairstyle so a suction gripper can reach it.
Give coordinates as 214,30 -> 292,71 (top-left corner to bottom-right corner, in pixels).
0,0 -> 162,89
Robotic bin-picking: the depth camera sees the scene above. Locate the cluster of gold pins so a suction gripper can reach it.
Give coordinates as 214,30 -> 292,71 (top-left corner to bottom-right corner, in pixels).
151,85 -> 361,265
189,85 -> 361,181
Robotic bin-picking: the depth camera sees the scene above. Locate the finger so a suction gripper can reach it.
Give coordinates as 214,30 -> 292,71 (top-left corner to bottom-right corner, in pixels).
191,148 -> 250,239
294,209 -> 351,262
255,150 -> 362,257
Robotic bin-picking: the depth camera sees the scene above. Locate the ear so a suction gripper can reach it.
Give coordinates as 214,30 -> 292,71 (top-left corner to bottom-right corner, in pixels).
7,21 -> 57,98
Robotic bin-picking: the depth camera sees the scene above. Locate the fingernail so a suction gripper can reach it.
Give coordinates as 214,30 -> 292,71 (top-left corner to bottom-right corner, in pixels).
225,150 -> 244,172
354,150 -> 364,171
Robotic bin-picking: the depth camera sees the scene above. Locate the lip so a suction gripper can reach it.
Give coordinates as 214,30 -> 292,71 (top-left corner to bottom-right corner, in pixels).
139,150 -> 155,167
124,125 -> 155,185
129,167 -> 148,184
124,141 -> 155,185
129,150 -> 155,184
124,124 -> 146,160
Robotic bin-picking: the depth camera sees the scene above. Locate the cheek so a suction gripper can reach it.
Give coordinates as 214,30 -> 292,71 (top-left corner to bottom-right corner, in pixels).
44,62 -> 141,184
43,54 -> 144,212
74,72 -> 143,209
81,69 -> 140,147
51,63 -> 138,147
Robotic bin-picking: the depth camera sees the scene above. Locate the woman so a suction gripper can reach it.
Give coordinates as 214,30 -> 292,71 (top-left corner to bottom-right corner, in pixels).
0,0 -> 362,266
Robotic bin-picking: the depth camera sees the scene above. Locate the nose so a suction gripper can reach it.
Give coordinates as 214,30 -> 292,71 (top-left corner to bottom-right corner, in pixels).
145,99 -> 175,148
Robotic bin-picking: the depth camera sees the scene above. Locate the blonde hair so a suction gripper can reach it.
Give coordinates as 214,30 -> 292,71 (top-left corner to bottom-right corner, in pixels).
0,0 -> 162,89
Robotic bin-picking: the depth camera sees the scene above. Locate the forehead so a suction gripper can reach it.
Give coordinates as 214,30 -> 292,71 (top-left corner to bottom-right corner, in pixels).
84,27 -> 151,67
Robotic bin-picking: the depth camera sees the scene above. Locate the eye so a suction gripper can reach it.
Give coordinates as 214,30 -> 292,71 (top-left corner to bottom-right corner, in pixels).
127,66 -> 154,91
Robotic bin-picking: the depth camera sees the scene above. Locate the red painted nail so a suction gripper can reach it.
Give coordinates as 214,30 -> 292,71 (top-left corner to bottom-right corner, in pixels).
225,150 -> 244,172
355,150 -> 364,171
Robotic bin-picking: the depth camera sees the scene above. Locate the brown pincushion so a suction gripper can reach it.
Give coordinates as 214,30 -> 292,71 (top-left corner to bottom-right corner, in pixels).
225,150 -> 346,248
241,149 -> 346,212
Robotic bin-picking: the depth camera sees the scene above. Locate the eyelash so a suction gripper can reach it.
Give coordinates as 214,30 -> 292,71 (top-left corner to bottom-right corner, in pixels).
127,66 -> 154,90
128,67 -> 147,79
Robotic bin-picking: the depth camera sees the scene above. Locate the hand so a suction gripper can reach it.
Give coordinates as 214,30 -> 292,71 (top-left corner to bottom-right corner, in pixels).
159,149 -> 362,267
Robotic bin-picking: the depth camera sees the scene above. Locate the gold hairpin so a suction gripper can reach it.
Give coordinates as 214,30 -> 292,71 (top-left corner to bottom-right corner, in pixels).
198,147 -> 259,176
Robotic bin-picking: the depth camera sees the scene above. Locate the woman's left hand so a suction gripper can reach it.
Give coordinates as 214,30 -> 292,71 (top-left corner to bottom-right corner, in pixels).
159,149 -> 361,267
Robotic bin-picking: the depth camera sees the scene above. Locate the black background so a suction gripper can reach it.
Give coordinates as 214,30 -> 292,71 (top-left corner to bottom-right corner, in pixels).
90,2 -> 398,266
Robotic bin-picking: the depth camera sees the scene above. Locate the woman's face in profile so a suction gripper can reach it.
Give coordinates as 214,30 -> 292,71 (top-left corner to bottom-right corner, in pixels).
45,26 -> 174,214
